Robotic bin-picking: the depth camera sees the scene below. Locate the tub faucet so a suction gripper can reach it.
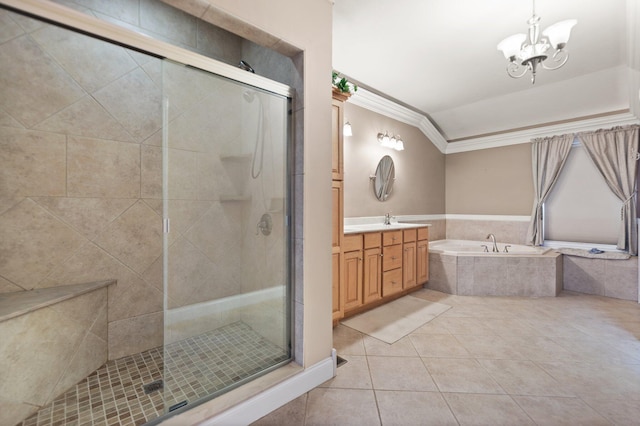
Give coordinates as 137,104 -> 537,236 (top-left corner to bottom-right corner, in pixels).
486,233 -> 498,252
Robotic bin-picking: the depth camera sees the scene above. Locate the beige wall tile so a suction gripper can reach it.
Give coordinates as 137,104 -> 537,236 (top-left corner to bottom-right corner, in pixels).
0,10 -> 25,43
0,199 -> 86,288
0,305 -> 88,407
0,276 -> 22,293
164,236 -> 219,308
141,144 -> 162,199
31,24 -> 138,93
67,136 -> 141,198
563,256 -> 606,295
42,242 -> 160,323
0,35 -> 85,128
73,0 -> 140,26
33,197 -> 136,241
35,96 -> 134,142
140,0 -> 197,48
108,311 -> 163,360
0,110 -> 24,129
93,200 -> 162,274
92,68 -> 162,142
0,127 -> 66,198
0,398 -> 35,426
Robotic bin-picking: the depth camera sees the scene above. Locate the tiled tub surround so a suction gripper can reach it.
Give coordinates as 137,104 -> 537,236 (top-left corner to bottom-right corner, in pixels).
0,281 -> 114,426
444,217 -> 639,302
428,241 -> 562,297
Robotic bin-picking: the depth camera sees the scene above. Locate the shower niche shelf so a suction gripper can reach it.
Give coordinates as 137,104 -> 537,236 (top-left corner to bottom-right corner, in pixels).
220,194 -> 251,202
219,153 -> 252,162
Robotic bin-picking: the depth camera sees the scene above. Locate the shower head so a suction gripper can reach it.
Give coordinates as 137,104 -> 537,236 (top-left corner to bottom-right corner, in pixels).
239,60 -> 255,73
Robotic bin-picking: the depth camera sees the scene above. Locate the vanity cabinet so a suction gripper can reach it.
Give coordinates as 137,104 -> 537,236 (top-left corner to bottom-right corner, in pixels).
343,234 -> 363,312
363,233 -> 382,304
417,227 -> 429,285
382,230 -> 403,296
337,225 -> 430,322
403,229 -> 417,289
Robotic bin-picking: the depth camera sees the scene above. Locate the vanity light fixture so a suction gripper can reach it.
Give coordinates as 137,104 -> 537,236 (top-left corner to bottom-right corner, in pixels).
497,0 -> 576,84
344,121 -> 352,137
377,131 -> 404,151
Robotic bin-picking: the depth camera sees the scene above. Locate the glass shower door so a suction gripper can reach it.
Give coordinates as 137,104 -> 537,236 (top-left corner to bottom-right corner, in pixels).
160,59 -> 292,415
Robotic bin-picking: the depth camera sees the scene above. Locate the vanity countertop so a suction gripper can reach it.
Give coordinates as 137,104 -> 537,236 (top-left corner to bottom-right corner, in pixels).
343,222 -> 430,235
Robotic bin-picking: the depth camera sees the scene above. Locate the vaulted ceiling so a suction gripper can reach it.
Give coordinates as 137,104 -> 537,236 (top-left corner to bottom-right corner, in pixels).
333,0 -> 640,143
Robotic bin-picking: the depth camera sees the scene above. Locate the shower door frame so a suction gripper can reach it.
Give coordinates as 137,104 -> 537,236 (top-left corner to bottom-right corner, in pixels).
1,0 -> 296,421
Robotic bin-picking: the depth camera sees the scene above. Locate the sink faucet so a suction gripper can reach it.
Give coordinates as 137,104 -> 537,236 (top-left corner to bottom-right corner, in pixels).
384,213 -> 392,225
486,233 -> 498,252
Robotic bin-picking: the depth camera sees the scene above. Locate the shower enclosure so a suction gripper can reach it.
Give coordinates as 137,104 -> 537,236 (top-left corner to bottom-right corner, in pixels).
0,3 -> 293,424
160,59 -> 293,415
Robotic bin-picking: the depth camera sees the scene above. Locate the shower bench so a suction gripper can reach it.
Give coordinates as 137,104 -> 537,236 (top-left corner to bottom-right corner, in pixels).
0,279 -> 115,426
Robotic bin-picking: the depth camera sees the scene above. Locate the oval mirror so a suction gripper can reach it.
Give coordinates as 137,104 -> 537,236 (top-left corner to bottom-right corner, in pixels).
373,155 -> 395,201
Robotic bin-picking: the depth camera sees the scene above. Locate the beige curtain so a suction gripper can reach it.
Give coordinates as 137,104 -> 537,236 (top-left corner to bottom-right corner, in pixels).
577,125 -> 640,255
526,134 -> 574,246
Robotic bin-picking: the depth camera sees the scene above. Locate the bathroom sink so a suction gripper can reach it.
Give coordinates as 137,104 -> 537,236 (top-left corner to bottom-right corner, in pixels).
343,223 -> 428,234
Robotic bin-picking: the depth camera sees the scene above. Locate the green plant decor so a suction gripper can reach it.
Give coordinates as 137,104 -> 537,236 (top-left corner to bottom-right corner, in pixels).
332,71 -> 358,95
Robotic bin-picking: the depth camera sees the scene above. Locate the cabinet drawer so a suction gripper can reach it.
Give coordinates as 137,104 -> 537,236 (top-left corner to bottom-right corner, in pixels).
417,227 -> 429,241
364,232 -> 381,249
403,229 -> 416,243
383,230 -> 402,246
383,268 -> 403,296
382,244 -> 403,271
343,234 -> 363,252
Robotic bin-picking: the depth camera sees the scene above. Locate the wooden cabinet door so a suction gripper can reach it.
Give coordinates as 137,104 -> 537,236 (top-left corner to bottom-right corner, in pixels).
417,240 -> 429,285
403,241 -> 416,289
363,246 -> 382,304
332,180 -> 343,252
331,99 -> 344,180
332,252 -> 343,320
343,250 -> 363,311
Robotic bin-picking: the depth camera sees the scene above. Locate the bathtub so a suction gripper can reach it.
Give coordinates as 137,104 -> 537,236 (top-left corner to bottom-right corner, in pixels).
428,240 -> 562,297
430,239 -> 552,255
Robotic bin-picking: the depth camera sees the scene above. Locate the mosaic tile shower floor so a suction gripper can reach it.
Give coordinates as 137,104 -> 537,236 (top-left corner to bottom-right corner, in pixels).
19,322 -> 289,426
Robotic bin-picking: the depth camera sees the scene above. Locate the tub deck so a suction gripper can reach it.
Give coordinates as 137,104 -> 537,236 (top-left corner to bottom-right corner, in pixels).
428,240 -> 562,297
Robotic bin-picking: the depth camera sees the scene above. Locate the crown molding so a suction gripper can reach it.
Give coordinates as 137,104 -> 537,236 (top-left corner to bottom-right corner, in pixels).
445,111 -> 640,154
348,88 -> 640,156
349,88 -> 448,153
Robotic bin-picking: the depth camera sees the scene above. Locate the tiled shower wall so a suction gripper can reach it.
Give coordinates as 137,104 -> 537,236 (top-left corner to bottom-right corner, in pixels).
1,0 -> 295,363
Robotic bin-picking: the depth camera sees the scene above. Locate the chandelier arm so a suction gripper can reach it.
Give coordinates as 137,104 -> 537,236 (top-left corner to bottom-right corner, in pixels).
506,61 -> 529,79
541,49 -> 569,70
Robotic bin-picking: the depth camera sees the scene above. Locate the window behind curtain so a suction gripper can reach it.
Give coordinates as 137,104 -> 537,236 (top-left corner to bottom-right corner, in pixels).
544,140 -> 620,245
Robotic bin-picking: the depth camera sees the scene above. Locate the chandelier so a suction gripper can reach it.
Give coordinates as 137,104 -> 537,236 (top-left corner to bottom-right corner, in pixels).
497,0 -> 576,84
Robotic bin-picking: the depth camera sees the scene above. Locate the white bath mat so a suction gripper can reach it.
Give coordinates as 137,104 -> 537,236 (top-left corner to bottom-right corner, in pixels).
341,295 -> 451,344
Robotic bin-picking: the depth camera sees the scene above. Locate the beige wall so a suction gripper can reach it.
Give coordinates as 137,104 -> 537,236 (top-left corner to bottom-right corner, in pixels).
446,143 -> 534,215
343,103 -> 445,217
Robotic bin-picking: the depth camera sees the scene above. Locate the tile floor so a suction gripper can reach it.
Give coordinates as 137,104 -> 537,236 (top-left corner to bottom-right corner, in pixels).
254,289 -> 640,425
19,322 -> 289,426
